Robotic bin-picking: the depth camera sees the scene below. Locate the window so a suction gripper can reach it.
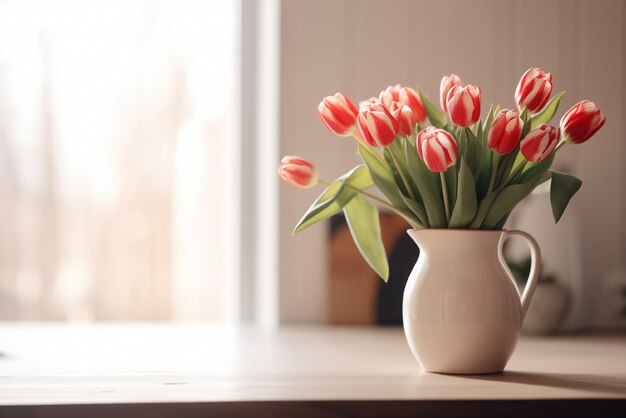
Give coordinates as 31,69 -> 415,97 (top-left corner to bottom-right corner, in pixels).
0,0 -> 238,320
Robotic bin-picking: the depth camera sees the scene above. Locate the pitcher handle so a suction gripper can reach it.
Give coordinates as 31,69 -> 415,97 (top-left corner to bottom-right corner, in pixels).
503,230 -> 541,320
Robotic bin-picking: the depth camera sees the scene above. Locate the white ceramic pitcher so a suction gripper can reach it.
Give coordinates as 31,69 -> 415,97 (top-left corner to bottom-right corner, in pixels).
402,229 -> 541,374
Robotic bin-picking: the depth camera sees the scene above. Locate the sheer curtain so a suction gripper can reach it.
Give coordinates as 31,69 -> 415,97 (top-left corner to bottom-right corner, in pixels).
0,1 -> 236,320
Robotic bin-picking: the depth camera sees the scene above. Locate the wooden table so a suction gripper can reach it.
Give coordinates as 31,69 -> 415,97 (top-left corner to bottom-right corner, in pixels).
0,324 -> 624,417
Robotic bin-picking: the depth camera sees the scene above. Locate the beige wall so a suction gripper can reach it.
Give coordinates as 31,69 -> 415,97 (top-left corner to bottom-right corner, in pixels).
278,0 -> 626,324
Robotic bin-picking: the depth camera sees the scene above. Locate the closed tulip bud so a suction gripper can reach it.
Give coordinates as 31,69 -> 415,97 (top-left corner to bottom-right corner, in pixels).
359,97 -> 379,111
520,124 -> 560,163
379,84 -> 402,108
357,103 -> 399,147
440,74 -> 463,112
278,156 -> 319,189
317,93 -> 359,136
398,86 -> 427,125
416,126 -> 458,172
389,102 -> 415,136
446,84 -> 481,127
488,109 -> 523,154
560,100 -> 606,144
515,68 -> 553,113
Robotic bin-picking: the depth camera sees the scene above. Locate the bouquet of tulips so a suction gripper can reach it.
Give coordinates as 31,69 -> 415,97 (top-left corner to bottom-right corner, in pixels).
279,68 -> 605,281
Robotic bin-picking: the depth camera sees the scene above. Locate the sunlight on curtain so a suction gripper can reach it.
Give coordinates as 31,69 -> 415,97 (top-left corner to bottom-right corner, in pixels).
0,0 -> 236,320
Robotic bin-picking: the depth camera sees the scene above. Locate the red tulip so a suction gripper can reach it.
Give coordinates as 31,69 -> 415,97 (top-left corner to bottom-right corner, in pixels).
515,68 -> 553,113
520,124 -> 560,163
488,109 -> 523,154
446,84 -> 481,127
357,103 -> 399,147
440,74 -> 463,112
317,93 -> 359,136
560,100 -> 606,144
416,126 -> 458,172
278,156 -> 319,189
389,102 -> 414,136
379,84 -> 427,126
359,97 -> 379,111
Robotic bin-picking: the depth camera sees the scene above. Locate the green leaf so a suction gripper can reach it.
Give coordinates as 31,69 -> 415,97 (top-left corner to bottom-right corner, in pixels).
404,139 -> 446,227
520,152 -> 555,182
530,91 -> 566,129
449,157 -> 478,228
469,191 -> 499,229
464,127 -> 483,178
550,171 -> 582,223
293,165 -> 373,234
343,195 -> 389,281
482,171 -> 552,229
418,87 -> 447,129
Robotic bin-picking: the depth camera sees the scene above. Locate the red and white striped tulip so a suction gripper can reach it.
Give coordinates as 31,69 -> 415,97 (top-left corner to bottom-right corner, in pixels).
440,74 -> 463,112
515,68 -> 553,113
278,156 -> 319,189
317,93 -> 359,136
520,124 -> 560,163
359,97 -> 379,111
357,103 -> 399,147
488,109 -> 524,154
560,100 -> 606,144
416,126 -> 458,172
389,102 -> 415,136
379,84 -> 427,125
446,84 -> 481,127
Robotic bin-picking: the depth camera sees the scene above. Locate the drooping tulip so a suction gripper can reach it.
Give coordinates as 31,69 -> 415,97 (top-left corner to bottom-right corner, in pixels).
488,109 -> 524,154
520,124 -> 560,163
278,156 -> 319,189
440,74 -> 463,112
389,102 -> 415,136
560,100 -> 606,144
317,93 -> 359,136
446,84 -> 481,127
515,68 -> 553,113
416,126 -> 458,172
356,103 -> 399,147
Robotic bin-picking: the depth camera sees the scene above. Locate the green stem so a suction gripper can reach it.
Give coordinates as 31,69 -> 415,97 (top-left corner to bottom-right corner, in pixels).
554,140 -> 567,152
319,179 -> 423,228
499,160 -> 528,190
440,172 -> 451,224
388,146 -> 417,201
487,153 -> 501,195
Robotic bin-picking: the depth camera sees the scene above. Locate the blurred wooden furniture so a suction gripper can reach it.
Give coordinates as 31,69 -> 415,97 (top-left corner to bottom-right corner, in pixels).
0,324 -> 624,417
328,213 -> 413,324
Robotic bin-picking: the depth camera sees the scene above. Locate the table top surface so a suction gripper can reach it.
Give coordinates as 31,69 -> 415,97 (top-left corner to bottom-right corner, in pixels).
0,323 -> 625,417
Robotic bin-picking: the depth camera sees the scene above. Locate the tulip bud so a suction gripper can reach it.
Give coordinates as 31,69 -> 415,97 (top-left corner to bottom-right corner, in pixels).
520,124 -> 560,163
560,100 -> 606,144
359,97 -> 379,112
488,109 -> 524,154
446,84 -> 481,127
357,103 -> 399,147
398,86 -> 427,125
317,93 -> 359,136
278,156 -> 319,189
515,68 -> 553,113
379,84 -> 402,109
440,74 -> 463,112
389,102 -> 415,136
416,126 -> 458,172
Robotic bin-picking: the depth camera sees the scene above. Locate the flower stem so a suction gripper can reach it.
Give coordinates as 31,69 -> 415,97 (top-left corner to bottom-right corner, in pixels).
318,179 -> 392,210
554,140 -> 567,152
318,179 -> 423,228
500,160 -> 528,189
388,146 -> 417,201
487,153 -> 501,195
440,172 -> 451,224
